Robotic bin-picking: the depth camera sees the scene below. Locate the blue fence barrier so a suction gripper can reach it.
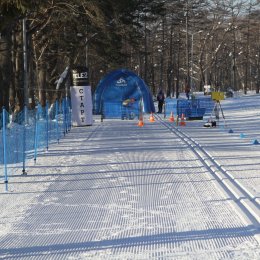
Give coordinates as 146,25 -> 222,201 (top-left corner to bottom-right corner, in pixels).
165,97 -> 214,119
0,98 -> 71,191
164,98 -> 177,117
102,101 -> 140,120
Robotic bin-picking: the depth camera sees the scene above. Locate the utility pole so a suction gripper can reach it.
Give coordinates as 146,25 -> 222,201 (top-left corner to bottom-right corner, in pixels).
23,19 -> 28,107
23,18 -> 28,123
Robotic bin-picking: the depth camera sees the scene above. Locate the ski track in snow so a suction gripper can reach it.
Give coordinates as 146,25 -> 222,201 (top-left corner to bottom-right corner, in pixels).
0,94 -> 260,259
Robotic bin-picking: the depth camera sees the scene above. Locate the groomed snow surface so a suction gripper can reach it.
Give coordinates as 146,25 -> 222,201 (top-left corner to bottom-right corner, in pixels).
0,93 -> 259,259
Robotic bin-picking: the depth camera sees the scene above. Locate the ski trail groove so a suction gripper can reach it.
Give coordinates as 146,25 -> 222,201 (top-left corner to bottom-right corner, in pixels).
155,114 -> 260,231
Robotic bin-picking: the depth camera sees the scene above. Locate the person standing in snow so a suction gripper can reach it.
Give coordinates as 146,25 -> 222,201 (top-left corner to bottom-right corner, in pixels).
156,89 -> 165,113
185,85 -> 191,100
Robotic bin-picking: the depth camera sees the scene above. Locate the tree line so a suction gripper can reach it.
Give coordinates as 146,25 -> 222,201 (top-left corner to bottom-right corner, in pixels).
0,0 -> 259,112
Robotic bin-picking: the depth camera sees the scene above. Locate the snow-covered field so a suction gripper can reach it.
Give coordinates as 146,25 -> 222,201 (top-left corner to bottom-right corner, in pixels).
0,93 -> 259,259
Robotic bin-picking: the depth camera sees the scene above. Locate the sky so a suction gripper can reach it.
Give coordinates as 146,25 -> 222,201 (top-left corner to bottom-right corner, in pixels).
0,91 -> 259,259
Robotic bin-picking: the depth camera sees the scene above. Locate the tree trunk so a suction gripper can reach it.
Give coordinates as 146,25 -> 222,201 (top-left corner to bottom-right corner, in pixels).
13,26 -> 24,113
10,30 -> 17,113
0,29 -> 12,110
257,46 -> 260,94
167,15 -> 174,97
38,61 -> 47,107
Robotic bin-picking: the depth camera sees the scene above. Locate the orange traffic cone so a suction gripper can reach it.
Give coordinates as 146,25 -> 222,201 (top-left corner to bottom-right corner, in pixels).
179,113 -> 186,126
138,116 -> 144,127
149,112 -> 155,122
169,111 -> 174,122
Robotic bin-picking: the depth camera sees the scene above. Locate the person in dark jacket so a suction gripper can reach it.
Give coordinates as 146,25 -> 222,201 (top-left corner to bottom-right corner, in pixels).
185,85 -> 191,99
156,89 -> 165,113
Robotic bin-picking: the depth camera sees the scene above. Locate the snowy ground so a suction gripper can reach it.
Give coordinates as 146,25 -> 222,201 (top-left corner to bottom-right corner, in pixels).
0,93 -> 259,259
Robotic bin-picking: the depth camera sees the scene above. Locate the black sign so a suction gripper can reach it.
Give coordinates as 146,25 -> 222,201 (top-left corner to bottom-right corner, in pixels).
72,66 -> 89,86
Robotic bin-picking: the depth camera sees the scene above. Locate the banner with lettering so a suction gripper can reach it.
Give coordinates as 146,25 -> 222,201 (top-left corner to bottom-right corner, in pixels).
71,86 -> 93,126
70,66 -> 93,126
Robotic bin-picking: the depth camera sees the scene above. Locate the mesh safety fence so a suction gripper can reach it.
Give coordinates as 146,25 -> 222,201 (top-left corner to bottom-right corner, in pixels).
101,100 -> 140,120
0,98 -> 71,190
165,97 -> 214,119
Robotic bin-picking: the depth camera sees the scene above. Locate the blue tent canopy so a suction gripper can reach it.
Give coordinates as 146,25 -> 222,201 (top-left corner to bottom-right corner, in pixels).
94,69 -> 155,117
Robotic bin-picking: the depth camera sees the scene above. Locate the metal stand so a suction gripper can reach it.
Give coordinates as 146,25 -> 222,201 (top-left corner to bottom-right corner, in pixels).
210,101 -> 226,126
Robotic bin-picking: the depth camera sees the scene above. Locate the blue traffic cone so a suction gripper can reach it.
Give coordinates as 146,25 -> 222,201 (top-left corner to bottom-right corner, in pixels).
252,139 -> 259,145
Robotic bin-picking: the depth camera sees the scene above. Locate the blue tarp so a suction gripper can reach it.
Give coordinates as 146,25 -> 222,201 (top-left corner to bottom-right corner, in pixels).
94,69 -> 155,115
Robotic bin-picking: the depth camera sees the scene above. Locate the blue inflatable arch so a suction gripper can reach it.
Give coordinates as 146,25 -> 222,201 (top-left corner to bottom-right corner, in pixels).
94,69 -> 155,116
